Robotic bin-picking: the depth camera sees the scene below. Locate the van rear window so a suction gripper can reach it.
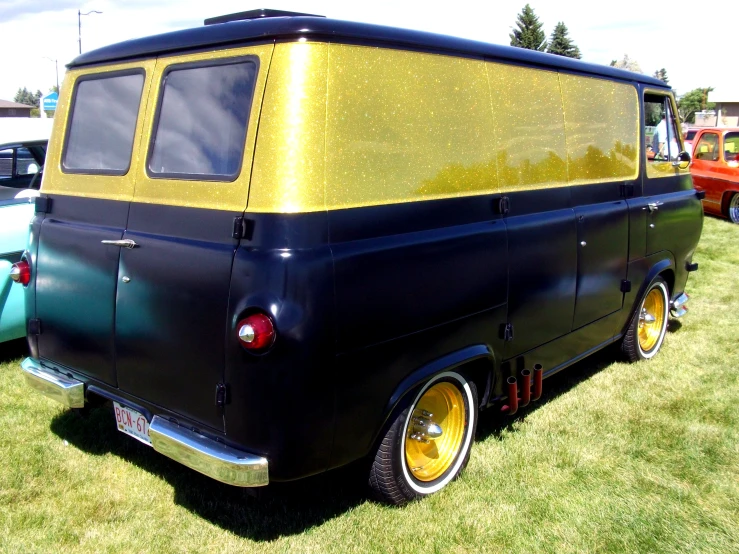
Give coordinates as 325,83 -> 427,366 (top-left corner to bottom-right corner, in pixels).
148,59 -> 257,181
63,71 -> 145,174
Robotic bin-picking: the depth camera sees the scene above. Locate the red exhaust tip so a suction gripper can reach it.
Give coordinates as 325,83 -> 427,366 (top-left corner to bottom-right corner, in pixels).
10,260 -> 30,286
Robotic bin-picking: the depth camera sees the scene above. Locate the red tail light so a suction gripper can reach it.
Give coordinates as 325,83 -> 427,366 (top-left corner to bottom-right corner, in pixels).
237,313 -> 276,352
10,260 -> 31,286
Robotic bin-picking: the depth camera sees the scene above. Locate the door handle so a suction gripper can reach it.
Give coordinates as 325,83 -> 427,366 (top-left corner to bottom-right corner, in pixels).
101,239 -> 139,249
647,202 -> 663,213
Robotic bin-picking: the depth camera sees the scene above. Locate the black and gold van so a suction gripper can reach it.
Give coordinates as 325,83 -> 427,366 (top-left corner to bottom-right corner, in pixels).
15,10 -> 702,505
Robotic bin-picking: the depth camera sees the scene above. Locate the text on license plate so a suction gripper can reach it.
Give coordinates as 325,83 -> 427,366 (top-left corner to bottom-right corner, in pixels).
113,401 -> 151,446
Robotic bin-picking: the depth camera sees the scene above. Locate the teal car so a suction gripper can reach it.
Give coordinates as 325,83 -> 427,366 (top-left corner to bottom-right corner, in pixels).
1,186 -> 39,343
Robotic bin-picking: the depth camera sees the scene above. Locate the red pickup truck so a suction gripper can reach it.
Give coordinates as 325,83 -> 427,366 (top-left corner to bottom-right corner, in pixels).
690,127 -> 739,223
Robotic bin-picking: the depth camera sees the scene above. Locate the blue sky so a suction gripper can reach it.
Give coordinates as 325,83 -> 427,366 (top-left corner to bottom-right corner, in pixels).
0,0 -> 735,101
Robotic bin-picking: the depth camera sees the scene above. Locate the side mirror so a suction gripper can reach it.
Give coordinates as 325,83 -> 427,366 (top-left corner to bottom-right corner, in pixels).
673,150 -> 690,170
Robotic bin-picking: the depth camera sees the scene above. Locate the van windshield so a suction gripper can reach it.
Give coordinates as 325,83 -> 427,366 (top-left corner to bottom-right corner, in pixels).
63,71 -> 145,174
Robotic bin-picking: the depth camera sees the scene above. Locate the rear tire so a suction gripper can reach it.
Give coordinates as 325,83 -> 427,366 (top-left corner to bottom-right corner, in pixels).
622,277 -> 669,362
368,371 -> 478,505
727,193 -> 739,224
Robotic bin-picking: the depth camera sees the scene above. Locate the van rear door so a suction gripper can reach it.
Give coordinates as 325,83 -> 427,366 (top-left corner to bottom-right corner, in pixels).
113,48 -> 271,432
35,64 -> 153,386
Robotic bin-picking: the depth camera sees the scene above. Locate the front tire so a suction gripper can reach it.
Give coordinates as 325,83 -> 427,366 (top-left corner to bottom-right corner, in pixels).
368,371 -> 478,505
622,277 -> 669,361
727,193 -> 739,224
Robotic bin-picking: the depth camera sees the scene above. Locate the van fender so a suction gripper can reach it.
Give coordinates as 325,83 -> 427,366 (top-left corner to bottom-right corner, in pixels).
621,253 -> 675,336
370,344 -> 496,451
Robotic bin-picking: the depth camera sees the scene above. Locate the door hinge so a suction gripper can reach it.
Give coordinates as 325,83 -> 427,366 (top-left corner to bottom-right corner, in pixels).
620,279 -> 632,293
215,383 -> 229,407
496,196 -> 510,216
232,216 -> 255,240
502,323 -> 514,342
35,196 -> 52,213
28,318 -> 42,336
619,183 -> 634,198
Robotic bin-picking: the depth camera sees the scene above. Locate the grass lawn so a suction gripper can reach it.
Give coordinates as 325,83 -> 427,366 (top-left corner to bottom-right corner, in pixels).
1,216 -> 737,553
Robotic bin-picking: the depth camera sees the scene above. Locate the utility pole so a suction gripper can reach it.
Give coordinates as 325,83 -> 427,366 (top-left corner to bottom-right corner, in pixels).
78,9 -> 103,55
44,57 -> 59,92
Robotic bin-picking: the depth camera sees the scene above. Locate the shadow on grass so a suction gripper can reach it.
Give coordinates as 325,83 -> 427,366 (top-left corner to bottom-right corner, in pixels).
0,338 -> 28,364
48,343 -> 640,539
476,346 -> 618,441
50,405 -> 368,541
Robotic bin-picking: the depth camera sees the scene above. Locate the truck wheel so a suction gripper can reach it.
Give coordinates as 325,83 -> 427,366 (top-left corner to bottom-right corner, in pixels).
727,193 -> 739,224
622,277 -> 669,361
368,371 -> 477,505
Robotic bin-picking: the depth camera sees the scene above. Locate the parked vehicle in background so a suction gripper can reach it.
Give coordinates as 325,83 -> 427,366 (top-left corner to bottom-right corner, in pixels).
0,140 -> 47,190
0,139 -> 45,343
683,128 -> 699,154
14,9 -> 703,505
690,128 -> 739,223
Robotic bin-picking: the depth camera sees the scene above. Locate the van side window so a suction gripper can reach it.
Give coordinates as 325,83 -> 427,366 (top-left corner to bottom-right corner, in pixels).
645,93 -> 682,178
0,149 -> 12,179
63,71 -> 145,174
148,60 -> 257,181
694,132 -> 720,161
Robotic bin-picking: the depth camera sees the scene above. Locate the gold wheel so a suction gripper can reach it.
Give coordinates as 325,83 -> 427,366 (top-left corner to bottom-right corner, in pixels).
638,286 -> 666,353
404,381 -> 466,482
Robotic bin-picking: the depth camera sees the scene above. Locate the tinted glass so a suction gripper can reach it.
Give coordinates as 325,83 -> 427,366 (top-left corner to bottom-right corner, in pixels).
64,72 -> 144,173
724,133 -> 739,162
694,133 -> 720,162
16,147 -> 38,175
0,149 -> 12,179
148,60 -> 257,180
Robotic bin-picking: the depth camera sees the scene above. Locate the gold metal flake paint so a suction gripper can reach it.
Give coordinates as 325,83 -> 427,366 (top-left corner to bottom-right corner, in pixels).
248,42 -> 328,213
133,44 -> 274,212
488,63 -> 567,192
324,45 -> 498,210
560,74 -> 639,185
42,60 -> 156,201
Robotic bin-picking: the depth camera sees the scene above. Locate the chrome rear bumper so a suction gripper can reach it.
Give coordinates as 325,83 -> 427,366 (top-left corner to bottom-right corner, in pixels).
21,357 -> 85,408
19,357 -> 269,487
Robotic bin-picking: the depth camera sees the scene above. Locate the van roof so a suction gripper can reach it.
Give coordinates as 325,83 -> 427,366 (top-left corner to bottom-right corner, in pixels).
69,13 -> 667,88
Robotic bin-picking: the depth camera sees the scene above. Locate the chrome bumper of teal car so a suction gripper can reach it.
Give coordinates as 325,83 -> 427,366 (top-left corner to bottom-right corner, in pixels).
149,416 -> 269,487
20,357 -> 269,487
21,357 -> 85,408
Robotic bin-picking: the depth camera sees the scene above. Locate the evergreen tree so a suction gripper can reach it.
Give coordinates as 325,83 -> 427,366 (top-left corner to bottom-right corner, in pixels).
653,68 -> 669,85
509,4 -> 547,51
13,87 -> 41,107
546,22 -> 582,59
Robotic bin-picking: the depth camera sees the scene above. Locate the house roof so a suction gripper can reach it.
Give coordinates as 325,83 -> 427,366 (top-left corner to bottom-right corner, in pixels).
0,99 -> 34,109
69,13 -> 667,88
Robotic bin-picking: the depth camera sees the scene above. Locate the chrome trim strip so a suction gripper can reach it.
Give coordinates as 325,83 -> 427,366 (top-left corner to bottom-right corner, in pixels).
149,415 -> 269,487
20,357 -> 85,408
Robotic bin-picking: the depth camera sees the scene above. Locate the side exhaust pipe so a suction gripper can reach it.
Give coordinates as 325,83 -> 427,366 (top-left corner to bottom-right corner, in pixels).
519,369 -> 531,408
532,364 -> 543,402
501,376 -> 518,415
502,364 -> 544,415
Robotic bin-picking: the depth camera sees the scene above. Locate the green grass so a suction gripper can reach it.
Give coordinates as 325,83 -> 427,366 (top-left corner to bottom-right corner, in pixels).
1,216 -> 738,553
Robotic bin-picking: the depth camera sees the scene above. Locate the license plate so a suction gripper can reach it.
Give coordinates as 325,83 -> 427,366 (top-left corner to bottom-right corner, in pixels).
113,401 -> 151,446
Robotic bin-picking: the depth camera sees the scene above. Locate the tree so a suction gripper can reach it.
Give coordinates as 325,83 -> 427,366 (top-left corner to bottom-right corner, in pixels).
678,87 -> 715,123
510,4 -> 547,52
609,55 -> 642,73
13,87 -> 42,108
546,22 -> 581,59
653,68 -> 669,85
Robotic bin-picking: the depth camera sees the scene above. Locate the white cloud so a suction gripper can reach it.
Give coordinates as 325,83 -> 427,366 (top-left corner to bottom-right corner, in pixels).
0,0 -> 735,101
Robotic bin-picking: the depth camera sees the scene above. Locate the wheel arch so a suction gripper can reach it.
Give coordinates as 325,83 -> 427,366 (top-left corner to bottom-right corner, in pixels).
368,345 -> 496,456
621,256 -> 675,336
721,189 -> 739,218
